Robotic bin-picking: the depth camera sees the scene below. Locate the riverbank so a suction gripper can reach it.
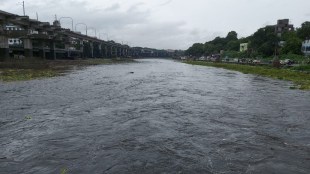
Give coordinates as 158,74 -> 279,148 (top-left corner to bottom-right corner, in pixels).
185,61 -> 310,90
0,58 -> 134,82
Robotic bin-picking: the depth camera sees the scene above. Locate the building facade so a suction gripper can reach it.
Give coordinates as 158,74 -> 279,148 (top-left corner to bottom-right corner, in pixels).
6,24 -> 23,46
275,19 -> 294,37
302,40 -> 310,56
240,43 -> 248,52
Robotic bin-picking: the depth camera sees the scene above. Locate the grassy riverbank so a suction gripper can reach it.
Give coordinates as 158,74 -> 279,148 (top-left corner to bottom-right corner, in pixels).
185,61 -> 310,90
0,58 -> 134,82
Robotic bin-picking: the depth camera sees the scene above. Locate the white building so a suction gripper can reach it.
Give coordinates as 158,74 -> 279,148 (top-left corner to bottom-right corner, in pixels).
6,24 -> 23,46
302,40 -> 310,56
240,43 -> 248,52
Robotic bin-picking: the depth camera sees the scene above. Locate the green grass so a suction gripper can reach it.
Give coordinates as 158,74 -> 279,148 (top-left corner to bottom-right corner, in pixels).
0,69 -> 57,81
185,61 -> 310,90
291,65 -> 310,72
0,58 -> 135,82
60,168 -> 68,174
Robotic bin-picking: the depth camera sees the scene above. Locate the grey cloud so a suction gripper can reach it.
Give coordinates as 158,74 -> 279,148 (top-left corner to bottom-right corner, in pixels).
27,0 -> 150,29
127,2 -> 145,13
159,0 -> 173,6
83,9 -> 151,31
0,0 -> 10,5
104,3 -> 120,12
190,29 -> 199,36
114,21 -> 188,49
2,0 -> 150,36
2,0 -> 310,49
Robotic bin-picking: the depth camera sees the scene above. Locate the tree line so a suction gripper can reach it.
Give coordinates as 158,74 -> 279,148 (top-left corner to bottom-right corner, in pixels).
185,21 -> 310,59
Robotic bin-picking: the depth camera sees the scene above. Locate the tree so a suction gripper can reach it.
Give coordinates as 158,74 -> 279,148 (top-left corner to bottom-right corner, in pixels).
297,21 -> 310,40
186,43 -> 204,56
226,31 -> 238,41
250,26 -> 278,57
204,43 -> 216,55
185,21 -> 310,58
226,40 -> 240,51
209,37 -> 226,53
281,32 -> 302,55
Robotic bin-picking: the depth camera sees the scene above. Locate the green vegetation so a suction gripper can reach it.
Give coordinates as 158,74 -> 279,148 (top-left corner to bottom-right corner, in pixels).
60,168 -> 68,174
0,58 -> 134,82
186,31 -> 241,57
25,115 -> 32,120
292,65 -> 310,72
297,21 -> 310,40
281,32 -> 302,55
185,21 -> 310,59
185,61 -> 310,90
0,69 -> 57,81
184,20 -> 310,90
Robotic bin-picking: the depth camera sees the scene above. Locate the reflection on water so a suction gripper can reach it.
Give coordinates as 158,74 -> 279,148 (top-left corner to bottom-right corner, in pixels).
1,59 -> 310,174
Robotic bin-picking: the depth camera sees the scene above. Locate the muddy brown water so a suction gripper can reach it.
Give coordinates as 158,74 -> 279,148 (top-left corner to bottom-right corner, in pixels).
1,59 -> 310,174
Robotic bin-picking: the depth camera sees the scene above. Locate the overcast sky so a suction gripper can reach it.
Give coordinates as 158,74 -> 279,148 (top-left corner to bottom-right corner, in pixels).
1,0 -> 310,49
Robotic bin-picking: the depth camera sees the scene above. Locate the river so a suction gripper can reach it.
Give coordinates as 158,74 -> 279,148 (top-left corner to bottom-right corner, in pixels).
1,59 -> 309,174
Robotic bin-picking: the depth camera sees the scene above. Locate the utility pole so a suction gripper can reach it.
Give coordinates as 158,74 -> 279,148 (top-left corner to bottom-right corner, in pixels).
22,1 -> 25,16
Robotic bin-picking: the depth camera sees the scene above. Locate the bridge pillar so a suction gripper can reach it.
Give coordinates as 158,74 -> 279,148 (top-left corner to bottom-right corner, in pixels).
110,46 -> 114,57
0,35 -> 9,60
80,41 -> 84,58
104,45 -> 108,58
115,47 -> 118,57
121,48 -> 125,57
23,38 -> 33,58
125,49 -> 128,57
39,42 -> 46,59
117,47 -> 121,57
98,43 -> 102,58
90,42 -> 94,58
128,49 -> 131,57
50,41 -> 57,60
124,49 -> 127,57
65,44 -> 71,58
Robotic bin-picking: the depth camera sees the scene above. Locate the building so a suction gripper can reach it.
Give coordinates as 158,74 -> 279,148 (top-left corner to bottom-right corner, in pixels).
275,19 -> 294,37
302,40 -> 310,56
6,24 -> 23,46
240,43 -> 248,52
53,20 -> 61,28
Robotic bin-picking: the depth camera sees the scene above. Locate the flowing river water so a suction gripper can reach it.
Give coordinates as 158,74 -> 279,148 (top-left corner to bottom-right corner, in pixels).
0,59 -> 310,174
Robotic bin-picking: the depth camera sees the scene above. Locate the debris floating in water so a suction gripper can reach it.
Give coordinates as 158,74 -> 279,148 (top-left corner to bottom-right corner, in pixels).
25,115 -> 32,120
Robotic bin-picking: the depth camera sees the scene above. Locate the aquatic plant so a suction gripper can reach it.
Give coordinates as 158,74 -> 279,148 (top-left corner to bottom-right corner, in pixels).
0,58 -> 135,82
186,61 -> 310,90
60,168 -> 68,174
24,115 -> 32,120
